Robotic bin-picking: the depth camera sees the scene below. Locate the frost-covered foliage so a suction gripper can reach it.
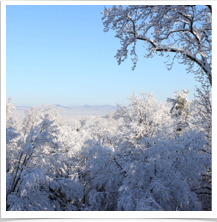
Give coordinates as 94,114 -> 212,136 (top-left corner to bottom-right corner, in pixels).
6,89 -> 211,211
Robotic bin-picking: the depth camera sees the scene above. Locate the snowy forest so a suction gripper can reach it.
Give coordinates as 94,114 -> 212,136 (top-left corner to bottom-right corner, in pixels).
6,5 -> 212,211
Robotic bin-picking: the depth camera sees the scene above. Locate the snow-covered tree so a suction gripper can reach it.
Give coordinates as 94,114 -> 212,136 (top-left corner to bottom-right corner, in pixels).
6,104 -> 83,211
194,81 -> 212,149
114,91 -> 175,146
167,89 -> 191,134
102,5 -> 212,86
6,98 -> 20,173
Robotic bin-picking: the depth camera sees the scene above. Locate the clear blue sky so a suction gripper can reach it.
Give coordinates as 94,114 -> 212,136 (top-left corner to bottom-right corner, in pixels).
6,5 -> 198,106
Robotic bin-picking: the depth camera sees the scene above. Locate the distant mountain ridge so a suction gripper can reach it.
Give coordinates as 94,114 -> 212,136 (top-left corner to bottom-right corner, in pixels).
54,104 -> 116,111
15,104 -> 117,117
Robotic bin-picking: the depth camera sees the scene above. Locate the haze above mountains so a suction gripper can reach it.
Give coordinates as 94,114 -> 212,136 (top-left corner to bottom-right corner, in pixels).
15,104 -> 117,117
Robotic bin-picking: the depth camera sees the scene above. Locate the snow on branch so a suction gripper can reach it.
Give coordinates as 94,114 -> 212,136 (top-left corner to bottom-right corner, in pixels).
102,5 -> 212,86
